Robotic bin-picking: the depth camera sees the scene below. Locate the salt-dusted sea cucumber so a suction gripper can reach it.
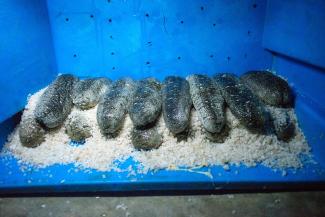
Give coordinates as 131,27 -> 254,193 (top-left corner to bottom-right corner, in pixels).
129,78 -> 162,128
240,71 -> 294,107
65,113 -> 92,141
131,125 -> 162,150
187,74 -> 226,134
97,78 -> 136,136
214,73 -> 268,133
34,74 -> 78,128
72,77 -> 112,110
268,107 -> 295,141
162,76 -> 192,135
19,116 -> 45,148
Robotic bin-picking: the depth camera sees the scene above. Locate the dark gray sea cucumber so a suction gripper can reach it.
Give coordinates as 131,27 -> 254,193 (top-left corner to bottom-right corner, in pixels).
131,125 -> 162,150
214,73 -> 268,133
65,113 -> 92,141
187,74 -> 226,134
97,78 -> 136,136
72,77 -> 112,110
129,77 -> 162,128
34,74 -> 78,129
162,76 -> 192,135
19,116 -> 46,148
240,70 -> 294,107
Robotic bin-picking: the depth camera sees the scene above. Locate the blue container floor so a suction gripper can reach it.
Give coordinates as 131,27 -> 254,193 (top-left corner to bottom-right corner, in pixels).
1,97 -> 325,194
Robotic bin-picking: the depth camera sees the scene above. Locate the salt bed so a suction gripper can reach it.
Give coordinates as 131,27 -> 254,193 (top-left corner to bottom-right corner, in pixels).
1,87 -> 312,175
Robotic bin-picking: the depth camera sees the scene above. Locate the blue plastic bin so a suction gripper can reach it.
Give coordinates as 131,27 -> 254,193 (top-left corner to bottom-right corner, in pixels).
0,0 -> 325,194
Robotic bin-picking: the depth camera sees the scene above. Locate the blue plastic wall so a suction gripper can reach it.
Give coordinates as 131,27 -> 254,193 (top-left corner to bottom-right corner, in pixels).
263,0 -> 325,166
46,0 -> 272,80
0,0 -> 57,122
263,0 -> 325,69
263,0 -> 325,109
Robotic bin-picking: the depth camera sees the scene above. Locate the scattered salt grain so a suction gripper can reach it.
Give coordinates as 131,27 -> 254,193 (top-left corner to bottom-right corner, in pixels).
232,210 -> 236,215
223,164 -> 230,171
227,194 -> 234,199
41,204 -> 46,208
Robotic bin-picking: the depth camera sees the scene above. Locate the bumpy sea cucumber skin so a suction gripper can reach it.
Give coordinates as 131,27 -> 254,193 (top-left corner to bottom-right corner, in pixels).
34,74 -> 78,129
240,71 -> 294,108
268,107 -> 295,141
72,77 -> 112,110
214,73 -> 268,133
97,78 -> 136,136
131,125 -> 162,150
162,76 -> 192,135
129,78 -> 162,128
65,114 -> 92,142
19,116 -> 46,148
187,74 -> 226,134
